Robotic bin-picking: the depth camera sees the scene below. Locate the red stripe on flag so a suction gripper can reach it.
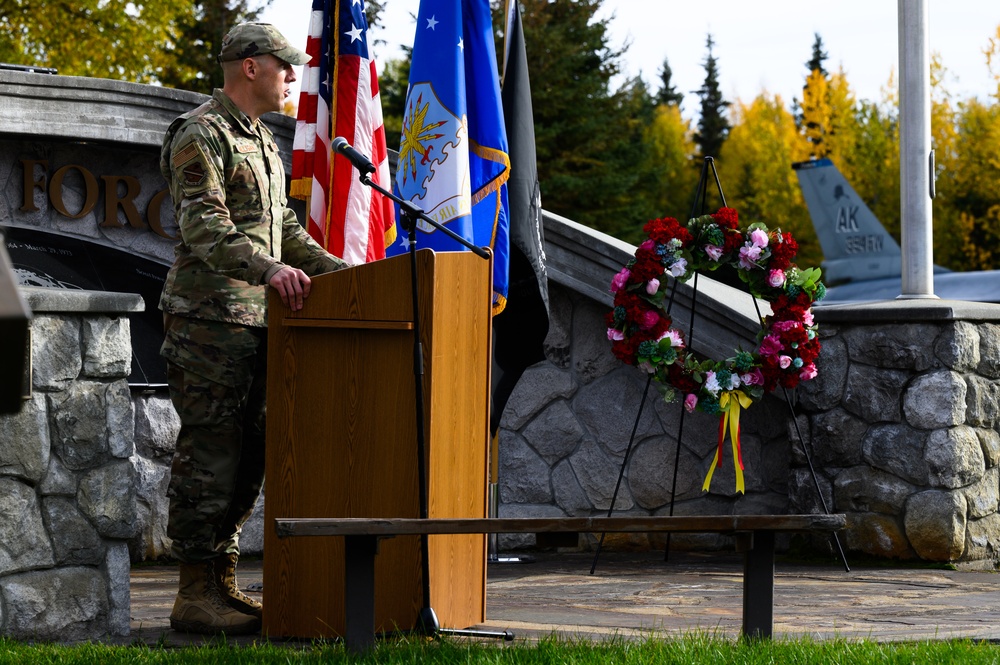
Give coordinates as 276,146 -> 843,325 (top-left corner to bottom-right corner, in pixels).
291,0 -> 395,264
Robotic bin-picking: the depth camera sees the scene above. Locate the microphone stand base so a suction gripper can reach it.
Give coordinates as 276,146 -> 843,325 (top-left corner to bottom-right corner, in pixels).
488,554 -> 536,564
416,606 -> 440,636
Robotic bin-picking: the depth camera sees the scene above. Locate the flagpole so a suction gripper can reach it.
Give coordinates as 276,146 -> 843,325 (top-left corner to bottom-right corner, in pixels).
489,0 -> 548,566
490,0 -> 517,564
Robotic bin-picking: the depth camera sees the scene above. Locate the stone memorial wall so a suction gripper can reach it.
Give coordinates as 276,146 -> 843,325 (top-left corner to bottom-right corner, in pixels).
0,288 -> 141,640
5,70 -> 1000,643
791,301 -> 1000,565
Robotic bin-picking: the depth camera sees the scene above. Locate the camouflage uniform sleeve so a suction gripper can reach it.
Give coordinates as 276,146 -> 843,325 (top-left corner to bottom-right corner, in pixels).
168,122 -> 279,285
278,207 -> 351,276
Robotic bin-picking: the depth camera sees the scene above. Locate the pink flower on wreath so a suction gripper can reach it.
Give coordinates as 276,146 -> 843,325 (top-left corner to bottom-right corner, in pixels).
767,269 -> 785,288
802,310 -> 815,326
740,368 -> 764,386
645,278 -> 660,295
779,355 -> 793,369
684,393 -> 698,413
704,245 -> 724,261
749,228 -> 769,248
759,334 -> 783,356
640,309 -> 660,330
739,244 -> 763,270
659,329 -> 685,348
611,267 -> 630,293
607,328 -> 624,341
640,238 -> 656,251
799,363 -> 818,381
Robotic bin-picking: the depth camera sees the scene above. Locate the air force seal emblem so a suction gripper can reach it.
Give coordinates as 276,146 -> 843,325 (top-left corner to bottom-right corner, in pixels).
396,82 -> 470,233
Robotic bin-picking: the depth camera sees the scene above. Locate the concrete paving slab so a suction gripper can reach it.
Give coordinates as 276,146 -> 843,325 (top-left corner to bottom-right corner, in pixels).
125,551 -> 1000,647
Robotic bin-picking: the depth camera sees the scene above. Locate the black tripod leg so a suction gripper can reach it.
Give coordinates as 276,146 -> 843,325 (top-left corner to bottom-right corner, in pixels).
663,405 -> 687,562
783,388 -> 850,572
590,374 -> 654,575
665,272 -> 699,562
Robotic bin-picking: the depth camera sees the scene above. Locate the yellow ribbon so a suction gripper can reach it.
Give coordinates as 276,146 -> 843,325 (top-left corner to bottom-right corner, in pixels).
701,390 -> 753,495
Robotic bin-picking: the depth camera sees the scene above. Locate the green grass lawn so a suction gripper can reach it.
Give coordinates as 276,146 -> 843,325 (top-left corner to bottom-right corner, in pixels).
2,635 -> 1000,664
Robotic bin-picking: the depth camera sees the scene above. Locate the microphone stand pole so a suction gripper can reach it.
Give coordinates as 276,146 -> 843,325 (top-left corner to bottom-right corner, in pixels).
358,173 -> 511,643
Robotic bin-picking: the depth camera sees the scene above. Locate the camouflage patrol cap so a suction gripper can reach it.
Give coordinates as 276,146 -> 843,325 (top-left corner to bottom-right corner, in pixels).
218,23 -> 310,66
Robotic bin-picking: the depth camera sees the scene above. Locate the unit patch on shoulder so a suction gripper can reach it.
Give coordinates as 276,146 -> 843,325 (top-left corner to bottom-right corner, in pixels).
182,162 -> 206,187
171,140 -> 216,196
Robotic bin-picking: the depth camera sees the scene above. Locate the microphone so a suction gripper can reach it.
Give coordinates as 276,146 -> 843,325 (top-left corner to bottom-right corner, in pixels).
332,137 -> 376,175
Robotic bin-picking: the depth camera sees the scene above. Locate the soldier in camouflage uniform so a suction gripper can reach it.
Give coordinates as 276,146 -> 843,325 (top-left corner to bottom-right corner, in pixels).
159,22 -> 349,636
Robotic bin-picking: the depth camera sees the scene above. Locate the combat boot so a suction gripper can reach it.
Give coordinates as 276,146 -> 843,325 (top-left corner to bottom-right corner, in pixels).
214,552 -> 263,619
170,561 -> 261,635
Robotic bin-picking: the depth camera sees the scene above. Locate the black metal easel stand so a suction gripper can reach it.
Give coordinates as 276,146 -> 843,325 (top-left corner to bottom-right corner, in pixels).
592,157 -> 849,574
589,272 -> 695,574
361,173 -> 513,643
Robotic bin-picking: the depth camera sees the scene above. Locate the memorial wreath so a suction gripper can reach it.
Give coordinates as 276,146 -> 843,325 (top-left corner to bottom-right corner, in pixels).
605,207 -> 826,493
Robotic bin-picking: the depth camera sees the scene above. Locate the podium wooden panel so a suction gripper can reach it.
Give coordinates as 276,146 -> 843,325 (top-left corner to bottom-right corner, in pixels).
262,250 -> 491,638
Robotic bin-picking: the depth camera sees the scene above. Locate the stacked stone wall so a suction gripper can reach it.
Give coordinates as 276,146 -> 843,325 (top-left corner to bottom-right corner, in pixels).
0,289 -> 141,640
792,303 -> 1000,564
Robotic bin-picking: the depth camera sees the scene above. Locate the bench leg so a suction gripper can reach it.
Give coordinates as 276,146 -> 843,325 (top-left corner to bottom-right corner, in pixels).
344,535 -> 378,653
741,530 -> 774,639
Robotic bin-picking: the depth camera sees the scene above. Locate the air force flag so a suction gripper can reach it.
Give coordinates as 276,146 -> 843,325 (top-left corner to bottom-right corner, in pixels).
387,0 -> 511,314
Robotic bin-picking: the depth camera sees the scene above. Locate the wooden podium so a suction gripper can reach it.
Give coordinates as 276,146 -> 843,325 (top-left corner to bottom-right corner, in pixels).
262,249 -> 492,638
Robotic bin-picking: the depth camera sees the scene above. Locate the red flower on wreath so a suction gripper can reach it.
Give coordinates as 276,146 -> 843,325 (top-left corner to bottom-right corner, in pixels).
606,207 -> 826,495
606,207 -> 826,415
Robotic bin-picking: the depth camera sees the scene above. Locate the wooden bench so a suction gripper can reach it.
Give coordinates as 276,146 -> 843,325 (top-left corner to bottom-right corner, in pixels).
275,514 -> 846,652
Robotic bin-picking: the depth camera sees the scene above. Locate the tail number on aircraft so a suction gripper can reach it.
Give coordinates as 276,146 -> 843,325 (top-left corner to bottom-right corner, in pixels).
836,205 -> 884,253
836,205 -> 859,232
844,234 -> 884,254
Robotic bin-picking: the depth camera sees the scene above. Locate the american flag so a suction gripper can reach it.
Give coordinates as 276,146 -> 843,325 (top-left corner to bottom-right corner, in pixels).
291,0 -> 395,263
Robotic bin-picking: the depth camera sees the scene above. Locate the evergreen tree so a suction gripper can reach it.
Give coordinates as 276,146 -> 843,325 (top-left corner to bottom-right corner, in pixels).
656,56 -> 685,107
507,0 -> 654,238
805,33 -> 828,76
799,70 -> 831,158
644,102 -> 698,220
364,0 -> 387,30
694,34 -> 730,161
797,33 -> 834,158
158,0 -> 267,95
611,75 -> 663,242
158,1 -> 385,96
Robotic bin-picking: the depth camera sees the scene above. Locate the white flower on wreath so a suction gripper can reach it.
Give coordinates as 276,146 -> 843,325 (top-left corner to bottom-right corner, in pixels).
704,371 -> 721,396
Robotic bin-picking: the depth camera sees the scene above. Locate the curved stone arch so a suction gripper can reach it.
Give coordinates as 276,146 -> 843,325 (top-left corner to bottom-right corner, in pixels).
2,72 -> 786,567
